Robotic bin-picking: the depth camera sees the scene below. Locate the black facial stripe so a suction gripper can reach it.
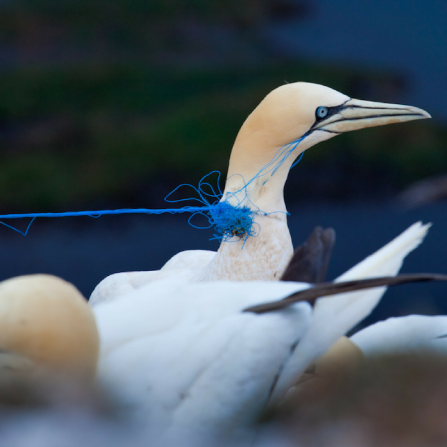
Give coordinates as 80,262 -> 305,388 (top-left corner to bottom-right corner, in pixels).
348,105 -> 407,111
318,129 -> 341,134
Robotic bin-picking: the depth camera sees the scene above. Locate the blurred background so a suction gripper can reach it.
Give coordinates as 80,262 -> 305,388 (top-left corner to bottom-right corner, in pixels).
0,0 -> 446,324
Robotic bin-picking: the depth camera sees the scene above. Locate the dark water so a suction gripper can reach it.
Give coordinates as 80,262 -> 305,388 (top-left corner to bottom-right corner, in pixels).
0,200 -> 446,326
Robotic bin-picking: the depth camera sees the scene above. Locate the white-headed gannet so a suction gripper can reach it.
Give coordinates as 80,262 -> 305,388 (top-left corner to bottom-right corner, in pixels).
90,82 -> 431,306
93,221 -> 446,439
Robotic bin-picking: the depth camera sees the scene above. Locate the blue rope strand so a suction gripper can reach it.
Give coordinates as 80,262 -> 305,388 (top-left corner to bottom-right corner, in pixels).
0,136 -> 308,239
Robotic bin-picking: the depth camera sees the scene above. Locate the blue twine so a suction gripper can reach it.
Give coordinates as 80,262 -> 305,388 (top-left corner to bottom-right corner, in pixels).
0,134 -> 308,239
163,171 -> 261,242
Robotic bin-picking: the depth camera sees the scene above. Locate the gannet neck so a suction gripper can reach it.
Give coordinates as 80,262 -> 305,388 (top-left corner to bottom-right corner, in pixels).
222,125 -> 301,214
223,130 -> 331,213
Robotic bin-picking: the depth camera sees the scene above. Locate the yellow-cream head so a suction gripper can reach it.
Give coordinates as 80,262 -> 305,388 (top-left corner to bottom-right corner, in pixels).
224,82 -> 430,210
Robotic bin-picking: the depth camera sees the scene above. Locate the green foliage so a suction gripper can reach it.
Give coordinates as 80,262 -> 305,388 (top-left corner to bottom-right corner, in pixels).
0,61 -> 446,211
0,0 -> 445,210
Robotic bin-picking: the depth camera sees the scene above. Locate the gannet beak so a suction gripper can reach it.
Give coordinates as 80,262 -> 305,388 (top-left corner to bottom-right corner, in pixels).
313,98 -> 431,134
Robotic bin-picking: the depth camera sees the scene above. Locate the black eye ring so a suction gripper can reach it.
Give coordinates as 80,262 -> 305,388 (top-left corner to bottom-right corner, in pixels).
316,106 -> 329,119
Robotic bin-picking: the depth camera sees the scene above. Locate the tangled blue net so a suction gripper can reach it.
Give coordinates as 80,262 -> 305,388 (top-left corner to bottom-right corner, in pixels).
162,170 -> 261,242
209,202 -> 257,239
0,133 -> 308,240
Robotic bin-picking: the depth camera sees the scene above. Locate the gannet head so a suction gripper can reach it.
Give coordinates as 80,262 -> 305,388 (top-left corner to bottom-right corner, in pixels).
225,82 -> 430,210
247,82 -> 429,144
0,274 -> 99,380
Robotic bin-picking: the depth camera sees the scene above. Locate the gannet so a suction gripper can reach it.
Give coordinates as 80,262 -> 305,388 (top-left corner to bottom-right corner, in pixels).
93,221 -> 443,439
0,274 -> 99,380
90,82 -> 430,306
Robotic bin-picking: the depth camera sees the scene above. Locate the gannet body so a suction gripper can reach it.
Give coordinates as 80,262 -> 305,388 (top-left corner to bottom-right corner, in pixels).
0,275 -> 99,380
90,82 -> 430,306
93,222 -> 430,438
351,315 -> 447,356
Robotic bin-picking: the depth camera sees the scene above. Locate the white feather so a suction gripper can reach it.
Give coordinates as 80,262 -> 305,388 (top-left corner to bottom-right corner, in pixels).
337,221 -> 430,281
270,222 -> 430,401
351,315 -> 447,355
94,279 -> 313,436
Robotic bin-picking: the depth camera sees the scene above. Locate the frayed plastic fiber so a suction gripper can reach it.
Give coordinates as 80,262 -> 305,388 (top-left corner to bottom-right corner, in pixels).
0,134 -> 308,239
163,171 -> 260,242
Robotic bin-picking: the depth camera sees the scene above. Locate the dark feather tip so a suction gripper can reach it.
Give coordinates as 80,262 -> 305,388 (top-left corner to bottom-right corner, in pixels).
245,273 -> 447,314
281,226 -> 336,283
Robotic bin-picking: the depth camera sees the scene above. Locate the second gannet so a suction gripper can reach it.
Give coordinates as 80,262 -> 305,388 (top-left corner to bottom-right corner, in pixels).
0,274 -> 99,380
90,82 -> 430,306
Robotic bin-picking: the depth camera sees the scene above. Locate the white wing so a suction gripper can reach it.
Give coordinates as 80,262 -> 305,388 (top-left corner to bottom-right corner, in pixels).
89,250 -> 215,307
94,279 -> 312,435
271,221 -> 430,401
337,222 -> 430,281
351,315 -> 447,355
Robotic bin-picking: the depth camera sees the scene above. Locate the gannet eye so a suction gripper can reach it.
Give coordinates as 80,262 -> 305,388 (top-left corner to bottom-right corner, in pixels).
316,106 -> 329,119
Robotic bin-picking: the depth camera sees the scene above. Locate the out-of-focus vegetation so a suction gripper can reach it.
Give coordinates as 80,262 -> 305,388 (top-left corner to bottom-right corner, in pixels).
0,0 -> 446,212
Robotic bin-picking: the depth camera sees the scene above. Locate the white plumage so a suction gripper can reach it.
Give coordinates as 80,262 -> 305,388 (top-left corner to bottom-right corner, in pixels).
95,279 -> 312,438
93,221 -> 429,438
351,315 -> 447,356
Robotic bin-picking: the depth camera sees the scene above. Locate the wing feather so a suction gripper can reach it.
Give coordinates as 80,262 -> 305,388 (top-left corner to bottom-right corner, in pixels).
270,222 -> 431,401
